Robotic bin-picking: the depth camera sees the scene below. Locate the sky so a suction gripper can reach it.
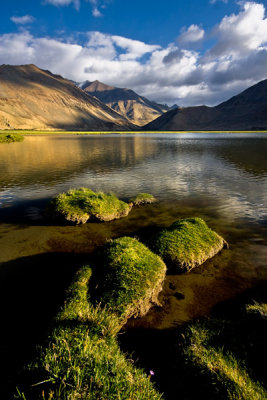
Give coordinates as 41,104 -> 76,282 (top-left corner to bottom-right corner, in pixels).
1,1 -> 267,106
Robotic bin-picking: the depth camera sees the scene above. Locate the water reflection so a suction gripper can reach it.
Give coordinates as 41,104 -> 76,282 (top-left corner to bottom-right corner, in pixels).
1,134 -> 266,227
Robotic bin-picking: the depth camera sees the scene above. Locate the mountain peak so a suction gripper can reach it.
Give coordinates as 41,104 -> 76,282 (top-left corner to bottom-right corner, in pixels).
80,80 -> 115,92
79,79 -> 172,126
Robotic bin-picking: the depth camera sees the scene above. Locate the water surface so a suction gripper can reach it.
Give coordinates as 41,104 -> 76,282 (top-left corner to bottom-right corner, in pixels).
0,133 -> 267,394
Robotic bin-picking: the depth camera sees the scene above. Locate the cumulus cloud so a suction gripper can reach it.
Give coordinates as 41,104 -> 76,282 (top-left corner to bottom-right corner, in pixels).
208,2 -> 267,58
10,15 -> 35,24
178,25 -> 205,44
2,2 -> 267,106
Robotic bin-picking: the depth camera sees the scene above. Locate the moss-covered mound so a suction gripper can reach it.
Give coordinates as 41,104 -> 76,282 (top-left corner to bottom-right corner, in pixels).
177,301 -> 267,400
47,188 -> 132,224
151,217 -> 227,273
16,266 -> 162,400
0,132 -> 24,143
96,237 -> 167,322
130,193 -> 156,205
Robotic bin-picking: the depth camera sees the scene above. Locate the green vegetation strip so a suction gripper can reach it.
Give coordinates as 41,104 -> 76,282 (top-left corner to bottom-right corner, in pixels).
179,302 -> 267,399
17,264 -> 163,399
0,132 -> 24,143
151,217 -> 227,272
1,130 -> 267,136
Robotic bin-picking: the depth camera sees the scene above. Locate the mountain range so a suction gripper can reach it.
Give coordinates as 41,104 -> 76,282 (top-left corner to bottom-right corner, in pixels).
0,64 -> 134,131
1,63 -> 267,131
145,79 -> 267,131
79,80 -> 174,126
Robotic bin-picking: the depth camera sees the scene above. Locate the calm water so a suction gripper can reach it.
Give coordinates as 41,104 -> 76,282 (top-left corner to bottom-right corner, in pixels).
0,133 -> 267,394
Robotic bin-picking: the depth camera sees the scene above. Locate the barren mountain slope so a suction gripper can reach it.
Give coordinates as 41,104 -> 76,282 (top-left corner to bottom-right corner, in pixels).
145,79 -> 267,131
81,80 -> 171,126
0,64 -> 135,130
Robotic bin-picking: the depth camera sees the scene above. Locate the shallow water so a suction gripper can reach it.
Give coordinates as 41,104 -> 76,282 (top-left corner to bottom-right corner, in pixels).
0,133 -> 267,394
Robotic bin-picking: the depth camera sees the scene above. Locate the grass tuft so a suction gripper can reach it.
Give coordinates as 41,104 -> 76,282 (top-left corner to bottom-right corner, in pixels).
46,188 -> 132,224
16,265 -> 163,399
151,217 -> 227,272
178,302 -> 267,399
129,193 -> 156,206
95,237 -> 167,322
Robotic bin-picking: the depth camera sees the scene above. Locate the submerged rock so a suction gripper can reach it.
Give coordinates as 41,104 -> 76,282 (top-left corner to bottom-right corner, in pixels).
46,188 -> 132,224
151,217 -> 228,273
96,237 -> 167,323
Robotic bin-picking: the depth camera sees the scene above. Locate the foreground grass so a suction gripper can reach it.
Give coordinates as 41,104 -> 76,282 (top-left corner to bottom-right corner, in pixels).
151,217 -> 227,272
16,266 -> 162,400
0,132 -> 24,143
178,302 -> 267,399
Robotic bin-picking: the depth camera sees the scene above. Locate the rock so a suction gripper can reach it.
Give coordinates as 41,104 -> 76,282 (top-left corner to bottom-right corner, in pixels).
151,217 -> 228,273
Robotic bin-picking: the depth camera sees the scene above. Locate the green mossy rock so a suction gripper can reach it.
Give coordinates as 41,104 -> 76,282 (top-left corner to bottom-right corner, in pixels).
97,237 -> 167,322
151,217 -> 228,273
47,188 -> 132,224
130,193 -> 156,206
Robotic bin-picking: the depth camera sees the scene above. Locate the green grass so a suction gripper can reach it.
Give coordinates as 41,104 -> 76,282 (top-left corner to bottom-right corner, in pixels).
129,193 -> 156,206
95,237 -> 166,322
178,302 -> 267,400
151,217 -> 227,273
246,302 -> 267,318
46,188 -> 132,224
0,132 -> 24,143
16,266 -> 162,400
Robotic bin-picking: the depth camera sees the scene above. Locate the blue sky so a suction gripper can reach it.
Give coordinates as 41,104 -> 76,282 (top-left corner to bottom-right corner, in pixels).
1,1 -> 267,106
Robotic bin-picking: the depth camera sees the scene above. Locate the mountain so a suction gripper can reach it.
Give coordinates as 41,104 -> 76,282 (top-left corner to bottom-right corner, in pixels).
145,79 -> 267,131
79,80 -> 173,126
0,64 -> 135,131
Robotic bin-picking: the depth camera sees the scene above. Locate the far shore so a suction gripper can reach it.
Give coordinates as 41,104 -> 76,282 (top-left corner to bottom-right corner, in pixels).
1,129 -> 267,135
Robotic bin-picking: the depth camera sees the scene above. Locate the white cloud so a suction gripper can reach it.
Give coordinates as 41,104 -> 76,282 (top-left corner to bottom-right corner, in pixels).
208,2 -> 267,57
2,2 -> 267,107
178,25 -> 205,44
10,15 -> 35,24
92,7 -> 103,17
45,0 -> 80,10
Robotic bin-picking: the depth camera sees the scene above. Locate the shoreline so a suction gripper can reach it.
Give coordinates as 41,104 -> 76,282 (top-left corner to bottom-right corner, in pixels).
2,129 -> 267,136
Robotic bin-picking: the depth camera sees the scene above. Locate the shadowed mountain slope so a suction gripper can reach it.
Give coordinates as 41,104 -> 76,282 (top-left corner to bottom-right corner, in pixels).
0,64 -> 135,130
145,79 -> 267,131
80,80 -> 172,126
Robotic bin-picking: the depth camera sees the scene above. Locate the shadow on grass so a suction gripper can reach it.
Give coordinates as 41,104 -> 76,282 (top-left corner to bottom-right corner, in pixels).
0,251 -> 91,398
119,283 -> 267,400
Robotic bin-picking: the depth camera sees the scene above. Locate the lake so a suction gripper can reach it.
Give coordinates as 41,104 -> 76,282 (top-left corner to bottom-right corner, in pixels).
0,133 -> 267,396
